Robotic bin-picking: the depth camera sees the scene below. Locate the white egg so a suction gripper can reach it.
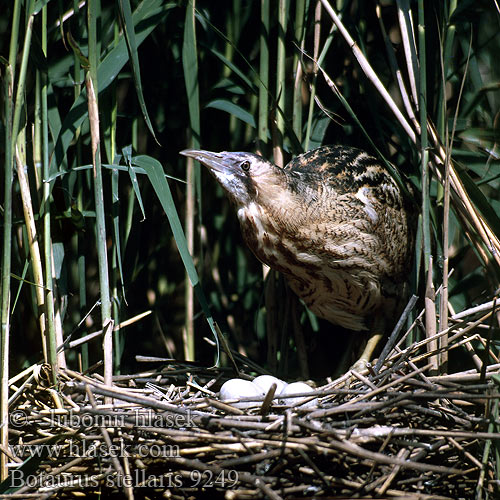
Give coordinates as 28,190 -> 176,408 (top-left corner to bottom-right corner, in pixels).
219,378 -> 265,409
279,381 -> 318,408
252,375 -> 287,396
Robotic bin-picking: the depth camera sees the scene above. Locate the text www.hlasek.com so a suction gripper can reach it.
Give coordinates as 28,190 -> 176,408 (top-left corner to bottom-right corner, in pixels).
9,440 -> 181,459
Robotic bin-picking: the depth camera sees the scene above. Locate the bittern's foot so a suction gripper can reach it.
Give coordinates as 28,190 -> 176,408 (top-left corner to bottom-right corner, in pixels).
349,331 -> 384,374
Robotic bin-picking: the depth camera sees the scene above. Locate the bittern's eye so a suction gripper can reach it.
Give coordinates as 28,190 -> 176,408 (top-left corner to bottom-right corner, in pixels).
240,160 -> 251,172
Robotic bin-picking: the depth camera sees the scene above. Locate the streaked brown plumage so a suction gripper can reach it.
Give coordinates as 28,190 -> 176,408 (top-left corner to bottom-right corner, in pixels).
180,146 -> 414,333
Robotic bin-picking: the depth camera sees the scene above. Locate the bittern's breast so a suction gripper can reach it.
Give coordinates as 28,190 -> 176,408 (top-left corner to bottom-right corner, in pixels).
236,187 -> 412,331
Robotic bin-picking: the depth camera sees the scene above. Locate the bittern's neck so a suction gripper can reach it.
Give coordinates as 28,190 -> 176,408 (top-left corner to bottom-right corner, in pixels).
248,168 -> 291,208
236,170 -> 307,238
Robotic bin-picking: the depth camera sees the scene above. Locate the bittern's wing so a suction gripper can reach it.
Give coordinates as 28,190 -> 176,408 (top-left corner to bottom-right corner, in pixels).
285,146 -> 403,210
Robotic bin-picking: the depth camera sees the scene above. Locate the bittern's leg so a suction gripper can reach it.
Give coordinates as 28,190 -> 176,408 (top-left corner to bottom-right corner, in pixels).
353,332 -> 383,369
351,313 -> 385,373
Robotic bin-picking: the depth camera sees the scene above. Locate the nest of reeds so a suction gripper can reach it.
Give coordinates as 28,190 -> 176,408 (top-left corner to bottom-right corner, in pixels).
3,298 -> 500,500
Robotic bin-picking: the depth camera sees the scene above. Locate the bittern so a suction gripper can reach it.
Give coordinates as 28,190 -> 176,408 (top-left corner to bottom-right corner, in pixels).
180,146 -> 415,368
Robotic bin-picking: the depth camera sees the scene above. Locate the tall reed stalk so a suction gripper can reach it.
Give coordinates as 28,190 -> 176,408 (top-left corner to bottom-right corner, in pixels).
2,0 -> 33,479
87,0 -> 113,389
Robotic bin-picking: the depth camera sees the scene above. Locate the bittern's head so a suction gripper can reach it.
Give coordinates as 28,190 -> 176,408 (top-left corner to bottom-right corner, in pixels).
180,150 -> 283,207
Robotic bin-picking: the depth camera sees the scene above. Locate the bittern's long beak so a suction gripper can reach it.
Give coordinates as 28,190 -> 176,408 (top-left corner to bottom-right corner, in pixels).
180,149 -> 252,203
180,149 -> 242,177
